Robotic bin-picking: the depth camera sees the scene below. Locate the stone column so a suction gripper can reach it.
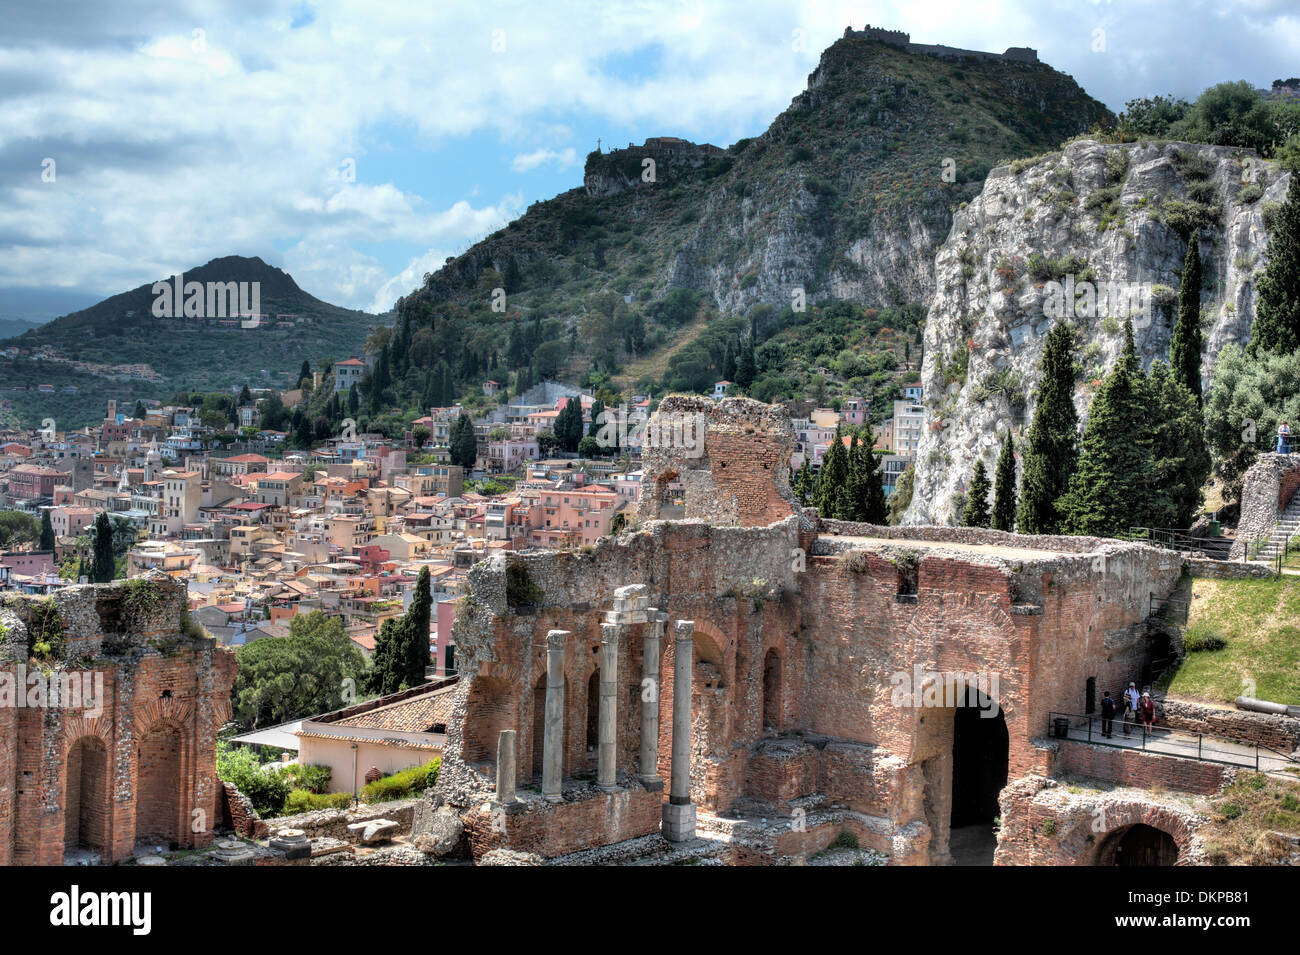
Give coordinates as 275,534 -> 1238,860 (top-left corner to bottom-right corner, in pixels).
639,609 -> 667,790
495,729 -> 517,805
662,619 -> 696,841
597,622 -> 623,790
542,629 -> 568,803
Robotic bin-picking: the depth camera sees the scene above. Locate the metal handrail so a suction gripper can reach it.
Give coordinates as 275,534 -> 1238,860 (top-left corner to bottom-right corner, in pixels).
1047,711 -> 1300,772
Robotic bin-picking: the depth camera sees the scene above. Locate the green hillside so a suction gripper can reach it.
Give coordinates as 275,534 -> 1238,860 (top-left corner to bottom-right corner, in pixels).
0,256 -> 387,427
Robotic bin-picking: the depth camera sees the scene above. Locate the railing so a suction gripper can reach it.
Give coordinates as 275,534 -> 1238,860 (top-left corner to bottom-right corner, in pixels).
1126,527 -> 1232,560
1047,711 -> 1300,772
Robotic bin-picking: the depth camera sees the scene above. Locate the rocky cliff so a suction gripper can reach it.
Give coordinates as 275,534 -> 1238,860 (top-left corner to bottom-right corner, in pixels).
904,139 -> 1291,525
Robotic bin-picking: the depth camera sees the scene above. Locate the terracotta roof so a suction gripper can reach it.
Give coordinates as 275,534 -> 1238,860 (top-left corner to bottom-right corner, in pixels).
334,684 -> 457,732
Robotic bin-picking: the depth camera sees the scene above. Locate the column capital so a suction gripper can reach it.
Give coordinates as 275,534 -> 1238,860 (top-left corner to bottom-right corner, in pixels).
673,619 -> 695,640
599,620 -> 625,644
546,629 -> 569,652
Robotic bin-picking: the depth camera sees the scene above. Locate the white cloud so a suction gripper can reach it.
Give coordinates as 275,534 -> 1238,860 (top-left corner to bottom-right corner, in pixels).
510,147 -> 579,172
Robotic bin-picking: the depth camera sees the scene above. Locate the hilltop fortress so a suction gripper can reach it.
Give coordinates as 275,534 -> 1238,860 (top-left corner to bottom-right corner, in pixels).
846,23 -> 1039,64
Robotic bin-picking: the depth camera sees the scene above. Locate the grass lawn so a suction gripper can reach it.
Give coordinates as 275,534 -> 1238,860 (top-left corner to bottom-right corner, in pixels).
1160,576 -> 1300,705
1201,773 -> 1300,864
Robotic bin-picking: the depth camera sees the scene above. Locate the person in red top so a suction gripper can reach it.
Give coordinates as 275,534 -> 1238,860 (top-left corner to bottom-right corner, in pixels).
1139,691 -> 1156,735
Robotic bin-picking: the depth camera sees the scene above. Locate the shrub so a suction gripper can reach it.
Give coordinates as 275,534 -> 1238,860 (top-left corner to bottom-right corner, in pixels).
216,745 -> 291,817
1184,622 -> 1228,653
283,789 -> 354,814
360,759 -> 441,804
283,763 -> 332,794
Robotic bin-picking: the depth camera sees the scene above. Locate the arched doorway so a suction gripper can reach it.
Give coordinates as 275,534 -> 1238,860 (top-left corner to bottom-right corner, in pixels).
762,649 -> 782,732
1099,824 -> 1179,866
136,724 -> 183,849
949,685 -> 1008,865
65,736 -> 108,857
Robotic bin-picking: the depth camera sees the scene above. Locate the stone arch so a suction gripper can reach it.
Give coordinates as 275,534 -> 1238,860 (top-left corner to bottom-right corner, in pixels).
461,675 -> 514,766
692,627 -> 726,690
762,648 -> 783,733
1083,803 -> 1194,866
136,721 -> 186,849
65,735 -> 109,856
1096,823 -> 1180,866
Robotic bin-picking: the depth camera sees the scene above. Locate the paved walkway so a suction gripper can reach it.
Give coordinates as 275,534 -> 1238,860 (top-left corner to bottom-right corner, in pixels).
1057,719 -> 1300,778
836,535 -> 1074,561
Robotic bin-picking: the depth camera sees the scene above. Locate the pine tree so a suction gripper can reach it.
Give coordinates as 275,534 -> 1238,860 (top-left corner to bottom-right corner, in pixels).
990,431 -> 1018,532
1170,233 -> 1204,403
1057,319 -> 1154,536
816,430 -> 850,520
132,400 -> 147,419
238,383 -> 252,406
503,256 -> 522,295
39,509 -> 54,551
90,511 -> 116,583
588,399 -> 605,438
961,459 -> 992,527
368,618 -> 402,695
400,568 -> 432,687
1252,173 -> 1300,356
297,360 -> 312,388
1017,321 -> 1079,534
347,383 -> 359,415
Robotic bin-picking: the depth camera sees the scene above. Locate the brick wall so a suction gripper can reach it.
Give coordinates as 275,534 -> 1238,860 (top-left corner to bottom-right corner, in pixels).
1160,699 -> 1300,752
462,788 -> 661,859
1055,739 -> 1225,794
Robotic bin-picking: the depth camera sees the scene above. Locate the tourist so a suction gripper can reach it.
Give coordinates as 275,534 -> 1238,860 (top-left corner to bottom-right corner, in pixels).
1139,691 -> 1156,735
1122,682 -> 1140,737
1099,691 -> 1115,738
1279,421 -> 1292,455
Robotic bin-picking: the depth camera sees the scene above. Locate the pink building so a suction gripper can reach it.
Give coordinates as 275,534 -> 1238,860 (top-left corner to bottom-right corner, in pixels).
527,483 -> 618,548
435,599 -> 457,676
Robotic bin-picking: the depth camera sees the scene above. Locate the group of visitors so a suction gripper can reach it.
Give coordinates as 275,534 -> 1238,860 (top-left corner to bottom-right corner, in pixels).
1098,682 -> 1156,739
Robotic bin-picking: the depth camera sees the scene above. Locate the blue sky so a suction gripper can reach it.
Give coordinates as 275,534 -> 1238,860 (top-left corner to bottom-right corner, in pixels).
2,0 -> 1297,317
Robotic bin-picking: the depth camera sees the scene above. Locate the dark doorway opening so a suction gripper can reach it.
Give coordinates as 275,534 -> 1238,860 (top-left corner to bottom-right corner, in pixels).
1086,677 -> 1096,715
951,687 -> 1008,829
586,669 -> 600,762
762,649 -> 782,732
1103,824 -> 1179,866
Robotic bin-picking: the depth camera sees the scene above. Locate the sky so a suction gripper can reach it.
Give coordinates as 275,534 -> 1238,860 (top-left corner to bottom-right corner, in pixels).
2,0 -> 1298,317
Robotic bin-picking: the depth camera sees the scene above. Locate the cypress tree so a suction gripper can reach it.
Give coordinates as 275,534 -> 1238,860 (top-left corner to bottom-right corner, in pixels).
1148,360 -> 1211,528
368,618 -> 402,695
449,414 -> 478,469
961,459 -> 992,527
1170,233 -> 1203,403
1017,321 -> 1079,534
1057,319 -> 1154,536
1252,173 -> 1300,356
850,426 -> 887,523
401,568 -> 432,687
297,360 -> 311,388
735,335 -> 756,389
39,509 -> 55,551
990,431 -> 1018,532
793,458 -> 815,506
816,430 -> 850,520
90,511 -> 116,583
588,399 -> 605,438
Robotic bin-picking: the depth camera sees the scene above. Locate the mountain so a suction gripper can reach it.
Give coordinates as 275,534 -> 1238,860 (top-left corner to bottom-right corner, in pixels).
904,140 -> 1290,524
0,256 -> 387,428
387,29 -> 1110,403
0,318 -> 46,340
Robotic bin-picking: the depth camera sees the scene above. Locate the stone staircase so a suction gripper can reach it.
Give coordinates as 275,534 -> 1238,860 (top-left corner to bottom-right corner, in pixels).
1254,495 -> 1300,561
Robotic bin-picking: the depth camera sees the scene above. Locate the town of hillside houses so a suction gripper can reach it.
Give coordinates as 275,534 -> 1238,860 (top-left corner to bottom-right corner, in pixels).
0,372 -> 923,680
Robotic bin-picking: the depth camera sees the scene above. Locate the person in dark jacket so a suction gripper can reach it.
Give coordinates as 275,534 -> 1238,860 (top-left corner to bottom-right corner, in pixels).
1100,691 -> 1116,738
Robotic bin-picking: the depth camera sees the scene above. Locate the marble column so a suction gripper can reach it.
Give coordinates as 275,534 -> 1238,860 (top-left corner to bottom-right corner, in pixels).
597,622 -> 623,790
542,629 -> 568,803
639,609 -> 667,790
495,729 -> 517,805
662,619 -> 696,841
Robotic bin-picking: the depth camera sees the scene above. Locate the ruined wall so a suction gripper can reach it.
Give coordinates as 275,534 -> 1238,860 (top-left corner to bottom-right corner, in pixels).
1230,452 -> 1300,557
636,396 -> 803,529
0,574 -> 236,865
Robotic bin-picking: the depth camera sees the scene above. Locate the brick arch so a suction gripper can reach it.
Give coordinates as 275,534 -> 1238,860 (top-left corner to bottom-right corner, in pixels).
133,697 -> 197,737
57,714 -> 113,754
1084,803 -> 1194,865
